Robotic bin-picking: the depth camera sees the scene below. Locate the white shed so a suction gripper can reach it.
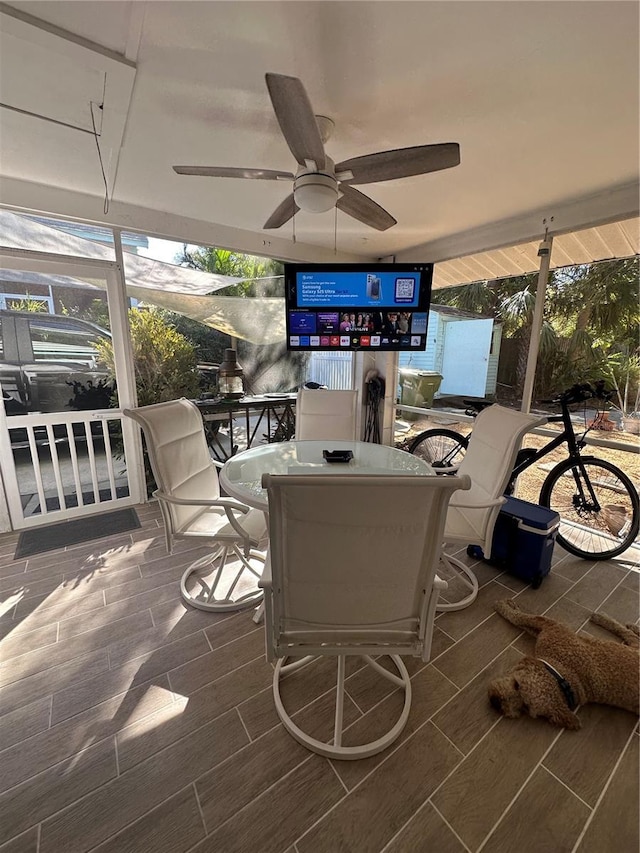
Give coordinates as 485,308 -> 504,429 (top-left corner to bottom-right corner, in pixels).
398,305 -> 502,399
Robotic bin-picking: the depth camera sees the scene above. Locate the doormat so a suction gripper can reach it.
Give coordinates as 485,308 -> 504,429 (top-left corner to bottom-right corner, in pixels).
14,508 -> 141,559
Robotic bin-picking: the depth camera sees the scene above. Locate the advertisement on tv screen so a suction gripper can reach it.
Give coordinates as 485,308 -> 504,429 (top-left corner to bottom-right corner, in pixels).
284,263 -> 433,353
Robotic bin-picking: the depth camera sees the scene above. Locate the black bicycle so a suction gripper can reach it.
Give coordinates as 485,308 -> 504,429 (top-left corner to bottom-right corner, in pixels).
406,382 -> 639,561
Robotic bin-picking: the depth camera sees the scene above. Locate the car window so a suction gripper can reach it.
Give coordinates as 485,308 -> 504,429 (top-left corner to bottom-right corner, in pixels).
28,316 -> 105,365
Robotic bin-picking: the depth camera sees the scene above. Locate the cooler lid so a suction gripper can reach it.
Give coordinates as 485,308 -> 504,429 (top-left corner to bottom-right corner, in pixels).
501,496 -> 560,531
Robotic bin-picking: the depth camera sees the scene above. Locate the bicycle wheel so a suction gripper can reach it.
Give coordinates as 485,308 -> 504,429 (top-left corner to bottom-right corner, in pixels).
408,428 -> 469,469
540,457 -> 639,560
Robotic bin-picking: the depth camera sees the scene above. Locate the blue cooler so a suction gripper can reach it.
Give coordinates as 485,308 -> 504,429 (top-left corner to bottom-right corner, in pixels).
471,496 -> 560,588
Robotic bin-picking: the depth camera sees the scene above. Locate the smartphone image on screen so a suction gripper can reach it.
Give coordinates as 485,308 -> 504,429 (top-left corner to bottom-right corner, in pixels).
367,274 -> 382,301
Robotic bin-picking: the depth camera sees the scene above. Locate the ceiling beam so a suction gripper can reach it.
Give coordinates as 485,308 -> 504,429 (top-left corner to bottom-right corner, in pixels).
0,177 -> 369,263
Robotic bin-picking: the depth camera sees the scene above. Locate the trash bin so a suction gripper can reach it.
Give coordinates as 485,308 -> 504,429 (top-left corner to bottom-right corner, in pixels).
398,369 -> 443,420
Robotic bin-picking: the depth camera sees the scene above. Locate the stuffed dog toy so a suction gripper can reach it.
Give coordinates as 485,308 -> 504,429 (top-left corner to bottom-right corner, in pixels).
488,598 -> 639,729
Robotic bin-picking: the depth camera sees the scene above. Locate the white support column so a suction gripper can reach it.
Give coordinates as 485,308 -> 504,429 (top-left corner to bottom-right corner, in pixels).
109,230 -> 145,503
353,350 -> 398,445
521,236 -> 553,413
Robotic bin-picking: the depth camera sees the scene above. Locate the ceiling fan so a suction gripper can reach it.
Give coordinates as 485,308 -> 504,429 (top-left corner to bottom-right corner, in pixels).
173,73 -> 460,231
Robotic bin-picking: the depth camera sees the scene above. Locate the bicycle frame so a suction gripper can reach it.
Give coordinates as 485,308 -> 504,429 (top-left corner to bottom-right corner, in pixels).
509,403 -> 601,511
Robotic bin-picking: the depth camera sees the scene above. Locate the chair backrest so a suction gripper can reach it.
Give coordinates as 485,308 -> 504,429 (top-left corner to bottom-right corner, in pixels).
262,472 -> 470,656
124,398 -> 219,533
294,388 -> 358,441
452,404 -> 547,544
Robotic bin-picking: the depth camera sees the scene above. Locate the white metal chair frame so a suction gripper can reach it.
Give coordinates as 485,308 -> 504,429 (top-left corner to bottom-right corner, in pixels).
260,471 -> 470,760
124,398 -> 266,614
438,405 -> 547,612
294,387 -> 359,441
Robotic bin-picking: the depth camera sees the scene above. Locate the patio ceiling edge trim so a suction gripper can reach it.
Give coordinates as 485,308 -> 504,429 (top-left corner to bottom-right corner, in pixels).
430,217 -> 639,290
395,181 -> 639,265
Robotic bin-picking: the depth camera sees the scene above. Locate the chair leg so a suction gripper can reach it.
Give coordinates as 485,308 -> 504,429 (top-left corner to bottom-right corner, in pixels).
273,654 -> 412,760
179,547 -> 265,613
436,551 -> 479,612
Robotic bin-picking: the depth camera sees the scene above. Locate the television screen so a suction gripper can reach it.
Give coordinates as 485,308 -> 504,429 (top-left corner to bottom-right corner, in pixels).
284,263 -> 433,352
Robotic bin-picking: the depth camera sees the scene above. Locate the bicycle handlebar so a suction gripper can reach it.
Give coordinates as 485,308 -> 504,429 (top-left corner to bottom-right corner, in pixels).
543,381 -> 614,407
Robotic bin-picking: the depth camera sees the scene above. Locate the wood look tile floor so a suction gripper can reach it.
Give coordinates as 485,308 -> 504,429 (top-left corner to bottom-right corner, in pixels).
0,501 -> 638,853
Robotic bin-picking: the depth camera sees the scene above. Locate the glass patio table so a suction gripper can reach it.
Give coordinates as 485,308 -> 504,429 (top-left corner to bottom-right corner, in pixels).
219,439 -> 434,511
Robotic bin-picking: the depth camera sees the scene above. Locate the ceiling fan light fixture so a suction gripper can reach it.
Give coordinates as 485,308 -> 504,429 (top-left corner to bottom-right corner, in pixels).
293,173 -> 339,213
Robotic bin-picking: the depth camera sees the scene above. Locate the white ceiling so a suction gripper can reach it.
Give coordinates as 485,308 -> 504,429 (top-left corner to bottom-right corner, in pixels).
0,1 -> 638,265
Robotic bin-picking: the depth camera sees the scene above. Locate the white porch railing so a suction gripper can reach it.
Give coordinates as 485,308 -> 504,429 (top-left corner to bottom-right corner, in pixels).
2,409 -> 134,528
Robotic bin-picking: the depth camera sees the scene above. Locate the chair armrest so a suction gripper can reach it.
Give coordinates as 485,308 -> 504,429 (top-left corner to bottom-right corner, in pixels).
153,490 -> 250,514
154,488 -> 259,549
258,551 -> 272,590
449,496 -> 506,510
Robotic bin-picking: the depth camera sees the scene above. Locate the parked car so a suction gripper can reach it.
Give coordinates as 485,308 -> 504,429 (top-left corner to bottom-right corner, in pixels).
0,310 -> 111,417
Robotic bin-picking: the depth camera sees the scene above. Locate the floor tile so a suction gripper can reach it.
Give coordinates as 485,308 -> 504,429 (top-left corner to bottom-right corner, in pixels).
51,631 -> 208,724
0,622 -> 58,660
0,827 -> 39,853
543,704 -> 639,806
596,583 -> 640,624
576,733 -> 639,852
0,696 -> 51,750
108,610 -> 210,671
384,802 -> 466,853
196,725 -> 311,832
332,663 -> 458,790
436,580 -> 515,642
197,757 -> 343,853
168,628 -> 264,696
5,589 -> 105,636
0,738 -> 117,846
432,613 -> 521,688
482,766 -> 589,852
39,710 -> 248,853
118,656 -> 272,772
432,646 -> 523,754
89,785 -> 206,853
0,677 -> 173,793
0,612 -> 153,689
297,722 -> 460,853
431,715 -> 558,850
564,562 -> 628,611
0,649 -> 110,717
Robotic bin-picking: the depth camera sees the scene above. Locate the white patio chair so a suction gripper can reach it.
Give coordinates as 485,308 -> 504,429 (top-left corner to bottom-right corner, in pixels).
124,398 -> 266,613
438,405 -> 547,611
259,471 -> 470,759
294,387 -> 359,440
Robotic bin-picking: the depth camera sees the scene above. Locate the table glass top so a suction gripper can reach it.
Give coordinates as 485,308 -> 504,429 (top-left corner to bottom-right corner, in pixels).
220,440 -> 433,506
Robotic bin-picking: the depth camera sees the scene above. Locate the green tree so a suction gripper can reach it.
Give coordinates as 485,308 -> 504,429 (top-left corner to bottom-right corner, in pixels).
59,297 -> 111,330
96,308 -> 200,406
435,257 -> 639,403
546,259 -> 640,410
178,246 -> 284,296
174,245 -> 302,393
7,293 -> 49,312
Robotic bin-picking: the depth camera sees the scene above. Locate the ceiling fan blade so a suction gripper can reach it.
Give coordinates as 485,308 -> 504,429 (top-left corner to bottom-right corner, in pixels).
263,193 -> 300,229
265,73 -> 326,170
336,185 -> 397,231
336,143 -> 460,185
173,166 -> 293,180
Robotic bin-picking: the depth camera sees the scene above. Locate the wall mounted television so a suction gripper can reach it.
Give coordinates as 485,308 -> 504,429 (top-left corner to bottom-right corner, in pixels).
284,263 -> 434,352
